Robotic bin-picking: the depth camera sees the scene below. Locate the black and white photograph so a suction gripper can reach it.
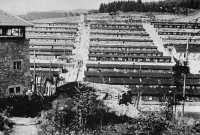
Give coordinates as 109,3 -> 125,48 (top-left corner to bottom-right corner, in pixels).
0,0 -> 200,134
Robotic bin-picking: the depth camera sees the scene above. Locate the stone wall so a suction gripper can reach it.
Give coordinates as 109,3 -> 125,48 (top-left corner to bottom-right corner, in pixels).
0,39 -> 30,95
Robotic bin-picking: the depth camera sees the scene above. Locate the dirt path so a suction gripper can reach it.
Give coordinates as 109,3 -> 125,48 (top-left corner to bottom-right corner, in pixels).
67,23 -> 90,82
7,117 -> 38,135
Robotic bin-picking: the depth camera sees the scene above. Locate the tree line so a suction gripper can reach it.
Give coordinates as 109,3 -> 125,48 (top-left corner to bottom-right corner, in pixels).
99,0 -> 200,14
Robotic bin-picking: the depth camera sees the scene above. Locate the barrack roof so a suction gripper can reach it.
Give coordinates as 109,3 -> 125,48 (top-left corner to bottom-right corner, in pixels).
0,9 -> 33,26
175,44 -> 200,53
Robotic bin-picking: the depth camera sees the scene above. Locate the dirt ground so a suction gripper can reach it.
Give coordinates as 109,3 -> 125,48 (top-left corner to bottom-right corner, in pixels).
6,117 -> 38,135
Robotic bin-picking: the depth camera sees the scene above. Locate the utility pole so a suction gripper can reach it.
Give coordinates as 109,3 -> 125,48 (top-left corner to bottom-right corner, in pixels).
49,59 -> 51,79
33,49 -> 36,94
174,92 -> 177,122
138,59 -> 141,72
182,38 -> 189,120
187,0 -> 190,16
39,67 -> 42,93
182,74 -> 186,118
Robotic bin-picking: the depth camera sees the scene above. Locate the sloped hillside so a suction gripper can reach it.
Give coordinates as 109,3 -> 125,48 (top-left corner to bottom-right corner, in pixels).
56,81 -> 139,118
175,10 -> 200,22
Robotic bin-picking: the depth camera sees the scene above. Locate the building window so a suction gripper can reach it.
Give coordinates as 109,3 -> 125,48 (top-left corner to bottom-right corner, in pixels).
6,28 -> 23,37
9,88 -> 14,94
11,59 -> 23,71
128,58 -> 132,61
118,57 -> 122,61
7,85 -> 23,95
102,57 -> 106,61
90,57 -> 96,60
13,61 -> 21,69
111,58 -> 115,61
16,87 -> 20,93
0,29 -> 2,36
146,58 -> 150,62
149,96 -> 153,101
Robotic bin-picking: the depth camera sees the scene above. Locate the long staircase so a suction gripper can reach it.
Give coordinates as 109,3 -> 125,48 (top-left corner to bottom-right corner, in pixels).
66,23 -> 90,82
143,23 -> 170,56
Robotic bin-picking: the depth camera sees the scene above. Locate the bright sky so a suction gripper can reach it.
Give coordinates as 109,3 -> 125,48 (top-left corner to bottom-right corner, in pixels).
0,0 -> 163,15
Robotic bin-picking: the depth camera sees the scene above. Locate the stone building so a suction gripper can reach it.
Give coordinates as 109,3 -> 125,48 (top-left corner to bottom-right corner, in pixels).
0,9 -> 32,95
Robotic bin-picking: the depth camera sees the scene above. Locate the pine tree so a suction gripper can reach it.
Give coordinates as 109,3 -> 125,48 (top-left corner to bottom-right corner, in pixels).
99,3 -> 105,13
98,0 -> 199,14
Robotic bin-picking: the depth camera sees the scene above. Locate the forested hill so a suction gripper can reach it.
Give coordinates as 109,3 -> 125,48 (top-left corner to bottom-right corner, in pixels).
99,0 -> 200,14
18,9 -> 99,21
18,12 -> 80,21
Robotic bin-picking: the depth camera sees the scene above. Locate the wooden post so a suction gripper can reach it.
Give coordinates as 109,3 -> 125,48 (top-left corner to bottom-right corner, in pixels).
185,38 -> 189,61
187,0 -> 190,16
182,38 -> 189,120
33,49 -> 36,94
36,75 -> 38,94
134,95 -> 137,107
137,92 -> 141,109
39,67 -> 42,93
182,74 -> 186,119
138,59 -> 141,72
49,59 -> 51,79
174,93 -> 177,123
